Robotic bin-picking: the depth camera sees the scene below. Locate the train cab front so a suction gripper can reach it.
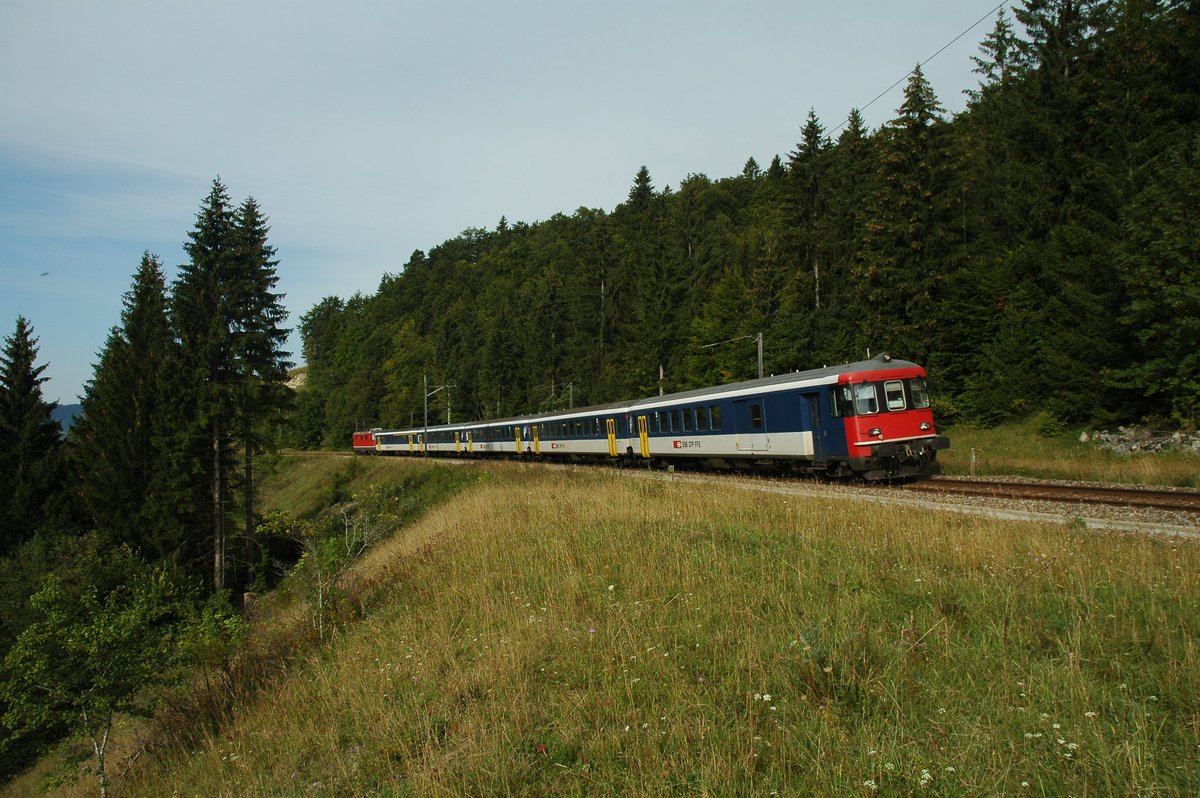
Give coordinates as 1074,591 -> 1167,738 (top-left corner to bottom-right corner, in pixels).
351,428 -> 381,455
834,358 -> 950,480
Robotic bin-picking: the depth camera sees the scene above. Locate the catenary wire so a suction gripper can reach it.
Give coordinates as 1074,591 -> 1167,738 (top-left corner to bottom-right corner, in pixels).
828,1 -> 1009,135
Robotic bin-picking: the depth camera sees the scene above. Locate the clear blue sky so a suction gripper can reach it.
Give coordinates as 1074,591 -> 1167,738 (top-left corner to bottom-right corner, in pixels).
1,0 -> 1004,404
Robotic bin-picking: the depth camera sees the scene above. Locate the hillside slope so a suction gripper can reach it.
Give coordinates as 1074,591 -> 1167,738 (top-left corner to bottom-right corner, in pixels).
28,458 -> 1200,796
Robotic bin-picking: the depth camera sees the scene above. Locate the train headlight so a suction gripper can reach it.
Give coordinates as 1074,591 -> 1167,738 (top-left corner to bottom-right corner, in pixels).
920,422 -> 931,431
868,427 -> 882,437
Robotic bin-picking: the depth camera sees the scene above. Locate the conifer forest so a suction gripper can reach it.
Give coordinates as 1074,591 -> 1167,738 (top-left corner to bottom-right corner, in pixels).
294,1 -> 1200,446
1,0 -> 1198,783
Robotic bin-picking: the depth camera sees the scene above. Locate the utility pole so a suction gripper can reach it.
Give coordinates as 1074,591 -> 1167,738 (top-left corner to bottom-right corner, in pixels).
423,373 -> 454,454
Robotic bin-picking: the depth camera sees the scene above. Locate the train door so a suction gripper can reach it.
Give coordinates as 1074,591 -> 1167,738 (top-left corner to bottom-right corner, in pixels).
636,415 -> 651,458
533,425 -> 541,455
801,392 -> 826,459
605,418 -> 618,457
733,399 -> 769,452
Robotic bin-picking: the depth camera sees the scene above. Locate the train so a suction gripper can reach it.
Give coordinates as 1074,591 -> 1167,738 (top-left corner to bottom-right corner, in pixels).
352,353 -> 950,480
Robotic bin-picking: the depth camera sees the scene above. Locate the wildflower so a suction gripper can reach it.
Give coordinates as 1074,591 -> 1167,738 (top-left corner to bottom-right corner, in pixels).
863,779 -> 878,790
588,627 -> 597,636
1021,781 -> 1030,788
1052,723 -> 1060,730
1085,711 -> 1097,718
944,766 -> 956,773
885,762 -> 895,772
608,584 -> 614,591
1148,695 -> 1158,702
762,694 -> 772,702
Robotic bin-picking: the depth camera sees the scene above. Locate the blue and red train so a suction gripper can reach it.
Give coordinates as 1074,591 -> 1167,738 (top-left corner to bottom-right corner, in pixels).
353,353 -> 949,480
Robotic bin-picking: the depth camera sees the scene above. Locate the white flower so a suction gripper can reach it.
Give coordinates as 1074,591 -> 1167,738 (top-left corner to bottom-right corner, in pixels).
863,779 -> 878,791
762,693 -> 772,702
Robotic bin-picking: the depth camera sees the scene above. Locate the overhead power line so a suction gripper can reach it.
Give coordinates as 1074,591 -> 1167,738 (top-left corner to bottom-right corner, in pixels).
828,1 -> 1008,135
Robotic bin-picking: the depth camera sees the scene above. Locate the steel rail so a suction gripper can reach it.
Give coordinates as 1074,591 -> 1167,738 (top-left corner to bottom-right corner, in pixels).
905,477 -> 1200,513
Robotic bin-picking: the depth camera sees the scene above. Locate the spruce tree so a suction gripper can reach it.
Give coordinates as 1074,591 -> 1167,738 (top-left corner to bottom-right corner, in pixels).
853,66 -> 953,366
72,254 -> 173,551
1115,132 -> 1200,425
172,179 -> 239,591
0,317 -> 63,555
229,197 -> 291,572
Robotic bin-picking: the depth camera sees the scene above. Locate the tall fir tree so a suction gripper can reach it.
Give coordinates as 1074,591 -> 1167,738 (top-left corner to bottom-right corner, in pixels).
171,179 -> 240,591
72,254 -> 175,553
1114,132 -> 1200,425
853,66 -> 954,368
228,197 -> 291,571
0,317 -> 63,555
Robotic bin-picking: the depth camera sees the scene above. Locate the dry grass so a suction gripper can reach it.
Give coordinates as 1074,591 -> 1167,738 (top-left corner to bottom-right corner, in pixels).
940,420 -> 1200,487
86,461 -> 1200,797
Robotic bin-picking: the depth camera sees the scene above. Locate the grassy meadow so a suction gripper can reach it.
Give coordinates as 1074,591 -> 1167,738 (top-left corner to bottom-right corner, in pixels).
940,419 -> 1200,487
43,455 -> 1190,797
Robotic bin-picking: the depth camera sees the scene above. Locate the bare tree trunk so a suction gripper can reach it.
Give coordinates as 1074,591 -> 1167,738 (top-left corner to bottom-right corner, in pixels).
244,407 -> 254,577
213,418 -> 224,592
82,706 -> 111,798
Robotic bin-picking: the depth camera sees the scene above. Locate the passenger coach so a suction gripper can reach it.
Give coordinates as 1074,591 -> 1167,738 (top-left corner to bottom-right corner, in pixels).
353,353 -> 949,480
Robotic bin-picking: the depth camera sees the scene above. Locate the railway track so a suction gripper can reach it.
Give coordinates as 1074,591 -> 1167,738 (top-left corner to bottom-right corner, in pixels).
905,476 -> 1200,513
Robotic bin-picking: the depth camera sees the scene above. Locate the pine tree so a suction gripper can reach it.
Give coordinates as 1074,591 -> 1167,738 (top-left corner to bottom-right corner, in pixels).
0,317 -> 63,555
814,108 -> 875,364
172,179 -> 239,591
853,66 -> 953,365
72,254 -> 174,552
969,9 -> 1018,99
1114,132 -> 1200,425
229,197 -> 291,575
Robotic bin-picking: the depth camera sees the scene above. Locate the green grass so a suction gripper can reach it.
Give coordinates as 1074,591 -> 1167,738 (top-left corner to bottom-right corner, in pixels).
91,460 -> 1198,797
940,418 -> 1200,487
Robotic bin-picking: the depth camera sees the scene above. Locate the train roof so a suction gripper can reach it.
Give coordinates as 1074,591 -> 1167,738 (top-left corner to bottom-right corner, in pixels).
628,353 -> 921,410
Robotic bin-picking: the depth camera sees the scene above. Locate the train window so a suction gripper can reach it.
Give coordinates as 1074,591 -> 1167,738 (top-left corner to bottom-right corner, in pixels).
697,408 -> 708,431
910,377 -> 931,409
657,411 -> 667,434
854,383 -> 879,415
710,405 -> 722,430
682,409 -> 693,431
593,418 -> 601,436
884,380 -> 907,411
750,404 -> 763,429
830,385 -> 853,417
668,409 -> 678,432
